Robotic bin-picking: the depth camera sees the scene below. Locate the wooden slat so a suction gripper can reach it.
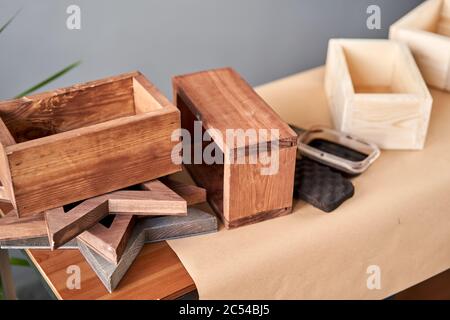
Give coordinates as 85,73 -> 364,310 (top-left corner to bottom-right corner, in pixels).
159,178 -> 207,206
0,211 -> 47,241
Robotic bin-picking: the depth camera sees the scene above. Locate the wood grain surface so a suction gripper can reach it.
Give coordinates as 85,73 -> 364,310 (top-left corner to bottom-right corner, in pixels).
173,67 -> 297,228
27,241 -> 196,300
78,215 -> 136,265
390,0 -> 450,91
0,211 -> 47,241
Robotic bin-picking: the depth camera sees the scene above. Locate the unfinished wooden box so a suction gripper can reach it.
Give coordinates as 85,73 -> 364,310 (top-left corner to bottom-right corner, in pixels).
390,0 -> 450,91
173,67 -> 297,228
0,72 -> 181,217
324,39 -> 433,150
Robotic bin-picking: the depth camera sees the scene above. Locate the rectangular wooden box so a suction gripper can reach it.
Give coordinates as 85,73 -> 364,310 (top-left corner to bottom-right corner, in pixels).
325,39 -> 433,150
0,72 -> 181,217
390,0 -> 450,91
172,67 -> 297,229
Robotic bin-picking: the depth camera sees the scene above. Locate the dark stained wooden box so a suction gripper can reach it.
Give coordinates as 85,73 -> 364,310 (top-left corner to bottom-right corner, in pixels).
173,68 -> 297,228
0,72 -> 181,217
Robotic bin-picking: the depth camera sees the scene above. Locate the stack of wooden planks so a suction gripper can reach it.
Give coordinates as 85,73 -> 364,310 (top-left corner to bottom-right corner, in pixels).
0,177 -> 217,292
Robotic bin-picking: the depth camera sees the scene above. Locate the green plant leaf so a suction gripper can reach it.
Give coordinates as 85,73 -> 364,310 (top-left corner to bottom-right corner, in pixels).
9,257 -> 30,267
15,60 -> 81,98
0,9 -> 21,35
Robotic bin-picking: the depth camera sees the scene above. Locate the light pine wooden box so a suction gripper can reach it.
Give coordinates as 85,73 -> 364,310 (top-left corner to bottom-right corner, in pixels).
390,0 -> 450,91
173,68 -> 297,229
324,39 -> 433,150
0,72 -> 181,217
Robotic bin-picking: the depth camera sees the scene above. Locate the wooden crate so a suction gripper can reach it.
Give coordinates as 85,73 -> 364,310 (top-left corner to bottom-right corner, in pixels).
173,68 -> 297,229
324,39 -> 433,150
390,0 -> 450,91
0,72 -> 181,217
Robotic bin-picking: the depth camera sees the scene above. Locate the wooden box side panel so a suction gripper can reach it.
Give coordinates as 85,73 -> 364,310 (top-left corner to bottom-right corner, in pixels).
225,146 -> 296,224
0,77 -> 136,143
390,0 -> 442,32
390,0 -> 450,91
175,91 -> 225,217
7,110 -> 181,216
390,28 -> 450,91
324,41 -> 354,132
351,95 -> 430,149
0,143 -> 15,208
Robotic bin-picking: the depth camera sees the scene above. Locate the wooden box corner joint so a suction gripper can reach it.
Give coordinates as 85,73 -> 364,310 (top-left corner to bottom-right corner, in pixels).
324,39 -> 433,150
172,67 -> 297,229
389,0 -> 450,91
0,72 -> 181,217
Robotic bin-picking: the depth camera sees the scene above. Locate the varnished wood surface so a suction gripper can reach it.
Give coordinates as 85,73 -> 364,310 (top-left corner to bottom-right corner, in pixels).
173,67 -> 297,153
27,241 -> 196,300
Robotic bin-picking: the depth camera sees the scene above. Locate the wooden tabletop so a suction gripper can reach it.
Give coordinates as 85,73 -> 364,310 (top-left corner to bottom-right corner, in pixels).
27,242 -> 195,300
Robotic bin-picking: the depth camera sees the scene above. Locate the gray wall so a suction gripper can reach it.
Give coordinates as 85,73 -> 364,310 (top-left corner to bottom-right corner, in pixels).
0,0 -> 424,100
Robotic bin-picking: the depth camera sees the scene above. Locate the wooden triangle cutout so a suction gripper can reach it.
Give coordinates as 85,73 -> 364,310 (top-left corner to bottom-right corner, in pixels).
78,214 -> 135,264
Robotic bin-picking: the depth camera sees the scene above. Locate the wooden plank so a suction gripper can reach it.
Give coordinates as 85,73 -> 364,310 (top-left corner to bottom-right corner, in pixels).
78,215 -> 135,264
0,117 -> 15,147
0,118 -> 15,205
140,207 -> 218,243
158,178 -> 207,206
109,190 -> 187,215
0,237 -> 78,249
0,211 -> 47,241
